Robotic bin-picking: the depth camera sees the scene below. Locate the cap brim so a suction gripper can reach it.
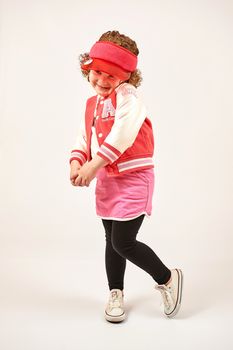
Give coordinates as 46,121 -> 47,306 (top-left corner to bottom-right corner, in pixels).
81,58 -> 131,81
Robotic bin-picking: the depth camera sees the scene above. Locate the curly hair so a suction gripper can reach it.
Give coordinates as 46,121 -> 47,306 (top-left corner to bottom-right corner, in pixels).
79,30 -> 142,88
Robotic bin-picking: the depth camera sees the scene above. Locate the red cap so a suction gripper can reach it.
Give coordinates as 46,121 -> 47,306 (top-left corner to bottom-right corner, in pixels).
81,41 -> 138,80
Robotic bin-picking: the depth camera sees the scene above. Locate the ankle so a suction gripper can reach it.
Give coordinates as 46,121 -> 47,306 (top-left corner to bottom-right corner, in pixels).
164,271 -> 172,286
165,277 -> 172,286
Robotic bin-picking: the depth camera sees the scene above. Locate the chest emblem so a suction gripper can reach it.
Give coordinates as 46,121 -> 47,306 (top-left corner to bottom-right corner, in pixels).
102,99 -> 116,119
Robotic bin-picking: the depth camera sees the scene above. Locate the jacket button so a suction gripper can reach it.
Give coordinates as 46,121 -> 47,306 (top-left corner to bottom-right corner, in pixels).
98,133 -> 103,137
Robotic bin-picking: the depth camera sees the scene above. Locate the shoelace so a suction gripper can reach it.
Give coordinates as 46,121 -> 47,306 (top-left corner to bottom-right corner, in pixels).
109,291 -> 122,309
157,285 -> 173,310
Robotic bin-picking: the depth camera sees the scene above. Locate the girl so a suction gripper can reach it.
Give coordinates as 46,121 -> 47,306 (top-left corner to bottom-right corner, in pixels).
69,30 -> 183,323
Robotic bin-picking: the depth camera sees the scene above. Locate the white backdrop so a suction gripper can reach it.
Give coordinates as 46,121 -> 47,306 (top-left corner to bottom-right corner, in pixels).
0,0 -> 233,349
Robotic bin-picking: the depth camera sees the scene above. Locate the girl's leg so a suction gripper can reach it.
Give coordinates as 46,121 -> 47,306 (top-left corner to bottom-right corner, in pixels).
111,215 -> 171,285
102,219 -> 126,291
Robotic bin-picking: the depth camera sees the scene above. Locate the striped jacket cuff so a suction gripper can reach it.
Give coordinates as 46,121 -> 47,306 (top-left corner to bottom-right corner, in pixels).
70,150 -> 87,165
97,142 -> 121,164
117,157 -> 154,172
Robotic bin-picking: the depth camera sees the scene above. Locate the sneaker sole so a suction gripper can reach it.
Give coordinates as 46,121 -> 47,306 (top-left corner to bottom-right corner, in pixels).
166,269 -> 183,318
105,311 -> 126,323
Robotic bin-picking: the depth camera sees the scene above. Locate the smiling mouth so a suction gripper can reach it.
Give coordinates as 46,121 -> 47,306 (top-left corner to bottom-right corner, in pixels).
96,84 -> 110,90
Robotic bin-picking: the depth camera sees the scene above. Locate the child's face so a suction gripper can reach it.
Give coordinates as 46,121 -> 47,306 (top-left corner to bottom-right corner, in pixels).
89,70 -> 122,97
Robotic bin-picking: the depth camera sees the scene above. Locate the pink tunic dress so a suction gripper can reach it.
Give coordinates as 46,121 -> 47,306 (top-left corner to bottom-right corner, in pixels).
95,167 -> 155,221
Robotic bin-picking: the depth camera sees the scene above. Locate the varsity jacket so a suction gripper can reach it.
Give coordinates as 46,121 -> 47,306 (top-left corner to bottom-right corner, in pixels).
70,83 -> 154,176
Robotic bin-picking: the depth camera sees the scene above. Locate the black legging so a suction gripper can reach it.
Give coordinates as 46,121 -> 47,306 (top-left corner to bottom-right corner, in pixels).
102,215 -> 171,291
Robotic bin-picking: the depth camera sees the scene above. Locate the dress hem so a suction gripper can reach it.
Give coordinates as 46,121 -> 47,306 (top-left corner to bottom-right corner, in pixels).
96,211 -> 151,221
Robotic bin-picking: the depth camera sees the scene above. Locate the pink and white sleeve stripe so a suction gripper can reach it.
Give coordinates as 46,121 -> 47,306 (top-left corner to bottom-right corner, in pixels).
97,142 -> 121,164
70,150 -> 87,165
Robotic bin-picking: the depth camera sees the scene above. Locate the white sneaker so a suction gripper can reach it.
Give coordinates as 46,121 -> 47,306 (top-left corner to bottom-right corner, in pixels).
105,289 -> 126,323
155,269 -> 183,318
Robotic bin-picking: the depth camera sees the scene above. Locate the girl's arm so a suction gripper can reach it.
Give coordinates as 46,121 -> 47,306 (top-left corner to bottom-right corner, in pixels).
96,83 -> 147,164
69,116 -> 88,186
70,117 -> 88,166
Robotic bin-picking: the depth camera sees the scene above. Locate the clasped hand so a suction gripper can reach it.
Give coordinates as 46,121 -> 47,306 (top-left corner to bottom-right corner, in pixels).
70,156 -> 108,187
70,161 -> 97,187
